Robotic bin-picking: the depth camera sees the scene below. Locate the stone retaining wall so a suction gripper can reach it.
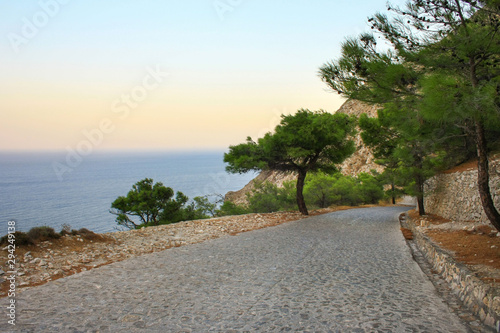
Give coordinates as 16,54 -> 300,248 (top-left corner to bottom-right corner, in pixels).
424,156 -> 500,224
404,215 -> 500,331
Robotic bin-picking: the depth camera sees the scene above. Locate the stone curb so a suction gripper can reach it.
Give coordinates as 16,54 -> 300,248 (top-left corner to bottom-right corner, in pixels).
401,213 -> 500,332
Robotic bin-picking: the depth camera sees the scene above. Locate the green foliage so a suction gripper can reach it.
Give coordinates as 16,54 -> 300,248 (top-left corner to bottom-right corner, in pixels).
216,201 -> 249,216
303,173 -> 342,208
376,169 -> 406,204
225,110 -> 357,175
357,172 -> 385,204
236,172 -> 385,213
246,182 -> 281,213
191,195 -> 219,218
110,178 -> 201,229
110,178 -> 174,228
225,109 -> 357,215
358,102 -> 447,215
159,191 -> 191,224
304,172 -> 384,208
246,181 -> 296,213
331,174 -> 362,206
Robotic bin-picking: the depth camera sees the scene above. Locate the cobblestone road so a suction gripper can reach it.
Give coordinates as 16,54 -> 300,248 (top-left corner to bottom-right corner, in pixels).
2,207 -> 475,332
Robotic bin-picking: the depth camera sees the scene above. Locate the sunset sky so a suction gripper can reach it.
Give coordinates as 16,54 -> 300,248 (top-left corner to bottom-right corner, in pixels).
0,0 -> 405,152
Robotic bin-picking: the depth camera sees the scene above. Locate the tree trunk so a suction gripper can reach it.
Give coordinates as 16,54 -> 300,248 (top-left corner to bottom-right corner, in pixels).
296,171 -> 309,215
414,154 -> 426,216
474,120 -> 500,231
391,182 -> 396,205
416,192 -> 425,216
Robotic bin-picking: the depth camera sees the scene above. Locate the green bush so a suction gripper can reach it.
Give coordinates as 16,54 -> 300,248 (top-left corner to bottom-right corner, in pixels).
217,171 -> 385,215
304,173 -> 342,208
246,181 -> 296,213
216,201 -> 249,216
330,174 -> 362,206
304,172 -> 384,208
356,172 -> 385,204
191,195 -> 222,218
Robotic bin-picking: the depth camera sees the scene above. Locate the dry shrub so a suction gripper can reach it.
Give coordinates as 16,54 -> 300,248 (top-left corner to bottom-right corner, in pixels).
0,231 -> 33,246
76,228 -> 105,241
26,226 -> 61,242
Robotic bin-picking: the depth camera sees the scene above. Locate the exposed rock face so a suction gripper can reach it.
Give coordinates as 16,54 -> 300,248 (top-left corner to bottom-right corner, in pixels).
335,98 -> 380,118
337,103 -> 383,177
225,99 -> 383,205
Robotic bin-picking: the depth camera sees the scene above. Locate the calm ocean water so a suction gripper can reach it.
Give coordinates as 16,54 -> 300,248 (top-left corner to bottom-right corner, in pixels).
0,151 -> 256,235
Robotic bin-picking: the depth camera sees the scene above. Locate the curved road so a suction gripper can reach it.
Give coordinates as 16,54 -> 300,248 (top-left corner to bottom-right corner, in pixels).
3,207 -> 472,332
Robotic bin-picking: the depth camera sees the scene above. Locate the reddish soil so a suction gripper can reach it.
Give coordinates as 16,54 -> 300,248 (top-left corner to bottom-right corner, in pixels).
400,227 -> 414,240
442,159 -> 478,174
427,229 -> 500,269
408,210 -> 500,283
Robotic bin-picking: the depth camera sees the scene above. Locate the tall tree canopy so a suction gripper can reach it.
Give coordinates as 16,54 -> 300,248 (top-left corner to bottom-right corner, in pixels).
319,33 -> 447,215
224,109 -> 357,215
319,0 -> 500,229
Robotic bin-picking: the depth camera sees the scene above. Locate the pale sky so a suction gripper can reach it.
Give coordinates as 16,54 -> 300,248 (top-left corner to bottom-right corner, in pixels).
0,0 -> 405,152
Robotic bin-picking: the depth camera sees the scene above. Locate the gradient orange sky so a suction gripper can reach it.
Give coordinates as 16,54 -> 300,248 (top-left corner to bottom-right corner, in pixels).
0,0 -> 405,152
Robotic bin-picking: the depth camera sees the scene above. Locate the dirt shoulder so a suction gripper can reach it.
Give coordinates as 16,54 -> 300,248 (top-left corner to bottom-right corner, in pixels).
406,210 -> 500,285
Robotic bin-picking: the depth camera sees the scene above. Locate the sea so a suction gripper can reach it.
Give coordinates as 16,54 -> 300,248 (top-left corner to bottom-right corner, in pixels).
0,151 -> 257,236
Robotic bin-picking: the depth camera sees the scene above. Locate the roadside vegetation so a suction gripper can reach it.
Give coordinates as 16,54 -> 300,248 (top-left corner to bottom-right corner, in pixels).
107,170 -> 388,230
218,172 -> 386,215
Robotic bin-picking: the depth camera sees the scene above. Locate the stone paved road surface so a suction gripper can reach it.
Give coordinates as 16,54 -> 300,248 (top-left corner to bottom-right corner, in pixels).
1,207 -> 473,332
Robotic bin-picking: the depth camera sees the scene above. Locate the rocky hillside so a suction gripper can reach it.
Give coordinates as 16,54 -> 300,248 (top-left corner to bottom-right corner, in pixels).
336,100 -> 383,176
225,100 -> 383,205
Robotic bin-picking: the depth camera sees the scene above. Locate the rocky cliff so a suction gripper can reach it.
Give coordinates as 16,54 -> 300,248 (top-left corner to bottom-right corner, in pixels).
225,99 -> 383,205
336,100 -> 383,176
